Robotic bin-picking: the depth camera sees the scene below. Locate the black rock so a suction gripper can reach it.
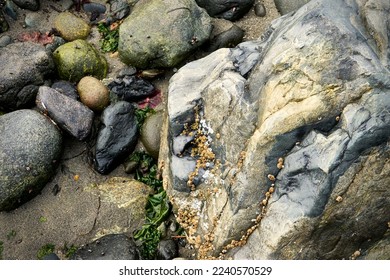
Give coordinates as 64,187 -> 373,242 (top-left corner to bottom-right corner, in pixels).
195,0 -> 254,21
12,0 -> 39,11
95,101 -> 138,174
71,234 -> 140,260
51,81 -> 78,100
156,240 -> 178,260
36,86 -> 94,141
254,3 -> 266,17
108,75 -> 156,102
0,109 -> 62,211
207,24 -> 244,52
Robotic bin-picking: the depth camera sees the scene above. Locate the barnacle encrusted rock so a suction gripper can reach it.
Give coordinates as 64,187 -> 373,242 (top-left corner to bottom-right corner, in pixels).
161,0 -> 390,259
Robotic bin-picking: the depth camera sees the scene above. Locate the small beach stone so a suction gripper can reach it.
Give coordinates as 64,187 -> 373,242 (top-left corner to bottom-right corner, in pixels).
77,76 -> 110,112
0,35 -> 12,47
254,3 -> 266,17
156,240 -> 178,260
140,110 -> 163,159
36,86 -> 94,141
54,11 -> 91,41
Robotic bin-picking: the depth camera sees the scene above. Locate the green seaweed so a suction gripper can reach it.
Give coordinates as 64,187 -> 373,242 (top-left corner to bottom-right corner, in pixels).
37,244 -> 55,260
97,22 -> 119,53
130,152 -> 170,259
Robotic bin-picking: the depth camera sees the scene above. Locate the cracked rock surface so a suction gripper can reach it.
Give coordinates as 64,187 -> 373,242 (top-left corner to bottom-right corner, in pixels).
161,0 -> 390,259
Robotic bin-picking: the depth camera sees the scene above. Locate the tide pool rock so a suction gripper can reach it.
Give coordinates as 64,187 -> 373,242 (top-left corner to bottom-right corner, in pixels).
53,39 -> 108,82
162,0 -> 390,259
118,0 -> 212,68
54,11 -> 91,41
0,110 -> 62,211
95,101 -> 139,174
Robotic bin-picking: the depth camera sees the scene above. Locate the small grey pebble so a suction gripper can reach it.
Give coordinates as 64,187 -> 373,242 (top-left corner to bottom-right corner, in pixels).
254,3 -> 266,17
0,35 -> 12,48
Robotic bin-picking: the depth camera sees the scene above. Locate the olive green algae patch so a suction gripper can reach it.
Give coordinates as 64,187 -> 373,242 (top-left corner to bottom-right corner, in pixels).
53,39 -> 108,82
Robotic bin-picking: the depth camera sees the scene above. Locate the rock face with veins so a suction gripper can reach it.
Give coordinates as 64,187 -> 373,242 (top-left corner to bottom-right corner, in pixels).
161,0 -> 390,259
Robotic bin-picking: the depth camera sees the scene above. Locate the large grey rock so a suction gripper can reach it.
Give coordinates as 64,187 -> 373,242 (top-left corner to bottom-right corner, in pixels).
12,0 -> 40,11
36,86 -> 94,141
0,42 -> 55,111
118,0 -> 212,68
0,110 -> 62,211
161,0 -> 390,259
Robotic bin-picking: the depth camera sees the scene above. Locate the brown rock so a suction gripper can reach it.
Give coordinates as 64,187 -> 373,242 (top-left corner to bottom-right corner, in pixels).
77,76 -> 110,112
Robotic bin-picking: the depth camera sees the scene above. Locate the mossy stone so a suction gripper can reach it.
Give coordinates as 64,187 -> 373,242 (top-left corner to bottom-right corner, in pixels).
54,12 -> 91,41
53,39 -> 108,82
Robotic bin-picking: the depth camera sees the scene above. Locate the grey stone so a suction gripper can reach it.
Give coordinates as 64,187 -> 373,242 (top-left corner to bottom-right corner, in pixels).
0,35 -> 12,47
24,12 -> 43,29
0,42 -> 55,111
0,109 -> 62,211
118,0 -> 212,68
157,239 -> 178,260
274,0 -> 310,15
36,86 -> 94,141
195,0 -> 254,21
161,0 -> 390,259
95,101 -> 138,174
72,234 -> 140,260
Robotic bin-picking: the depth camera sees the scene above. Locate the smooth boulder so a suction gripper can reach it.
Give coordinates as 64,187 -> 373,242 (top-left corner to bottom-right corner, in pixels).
0,110 -> 62,211
53,39 -> 108,82
54,11 -> 91,41
118,0 -> 212,68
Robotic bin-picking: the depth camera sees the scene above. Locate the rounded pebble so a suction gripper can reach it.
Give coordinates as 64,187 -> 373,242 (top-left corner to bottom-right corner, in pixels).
254,3 -> 267,17
77,76 -> 110,112
0,35 -> 12,48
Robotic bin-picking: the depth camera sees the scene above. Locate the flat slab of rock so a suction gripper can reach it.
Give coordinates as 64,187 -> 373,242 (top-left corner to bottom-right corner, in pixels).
36,86 -> 94,141
0,109 -> 62,211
